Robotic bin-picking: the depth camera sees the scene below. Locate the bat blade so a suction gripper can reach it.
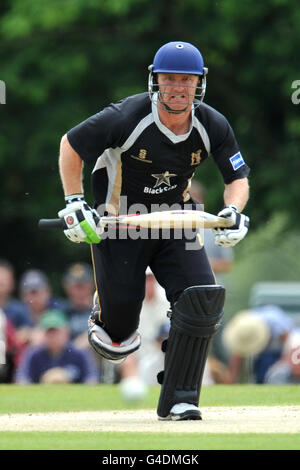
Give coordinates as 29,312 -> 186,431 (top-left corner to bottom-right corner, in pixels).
100,210 -> 234,229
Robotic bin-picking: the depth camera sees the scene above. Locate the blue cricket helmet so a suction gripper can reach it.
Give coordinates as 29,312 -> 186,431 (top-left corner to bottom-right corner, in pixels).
148,41 -> 208,112
152,41 -> 205,75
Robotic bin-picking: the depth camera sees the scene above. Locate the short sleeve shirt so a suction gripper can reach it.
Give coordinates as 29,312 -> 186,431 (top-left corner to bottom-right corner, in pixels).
67,93 -> 250,213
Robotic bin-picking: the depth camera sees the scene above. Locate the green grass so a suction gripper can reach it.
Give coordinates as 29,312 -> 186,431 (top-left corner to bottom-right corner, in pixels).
0,432 -> 298,450
0,384 -> 299,450
0,384 -> 298,414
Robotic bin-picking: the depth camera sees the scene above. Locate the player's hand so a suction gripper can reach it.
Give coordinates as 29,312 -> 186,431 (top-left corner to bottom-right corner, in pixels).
58,194 -> 102,244
213,204 -> 249,247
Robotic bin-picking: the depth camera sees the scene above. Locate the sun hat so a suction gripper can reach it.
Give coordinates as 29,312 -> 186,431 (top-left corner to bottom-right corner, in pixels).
223,310 -> 271,357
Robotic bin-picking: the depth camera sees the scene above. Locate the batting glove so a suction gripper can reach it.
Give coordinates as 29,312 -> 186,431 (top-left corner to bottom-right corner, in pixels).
213,204 -> 249,247
58,194 -> 102,244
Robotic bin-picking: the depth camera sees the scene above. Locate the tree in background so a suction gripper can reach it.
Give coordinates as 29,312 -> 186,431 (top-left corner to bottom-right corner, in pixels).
0,0 -> 299,290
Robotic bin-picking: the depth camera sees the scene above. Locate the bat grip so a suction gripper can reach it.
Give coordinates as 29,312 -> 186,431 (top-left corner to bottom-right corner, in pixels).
39,213 -> 101,231
38,218 -> 66,229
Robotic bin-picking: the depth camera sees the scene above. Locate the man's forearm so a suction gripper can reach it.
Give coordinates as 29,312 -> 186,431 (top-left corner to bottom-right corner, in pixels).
59,134 -> 84,196
223,177 -> 249,212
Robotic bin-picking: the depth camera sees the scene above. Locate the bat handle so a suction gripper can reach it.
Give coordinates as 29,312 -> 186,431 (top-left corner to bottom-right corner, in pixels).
38,218 -> 66,229
38,216 -> 102,231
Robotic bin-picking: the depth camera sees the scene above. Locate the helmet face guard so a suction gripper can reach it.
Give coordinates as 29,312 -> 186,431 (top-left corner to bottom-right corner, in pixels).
148,41 -> 208,114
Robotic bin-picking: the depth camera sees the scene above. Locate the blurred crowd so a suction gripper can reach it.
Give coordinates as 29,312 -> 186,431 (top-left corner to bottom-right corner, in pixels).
0,260 -> 100,385
0,255 -> 231,389
1,253 -> 299,393
0,181 -> 299,394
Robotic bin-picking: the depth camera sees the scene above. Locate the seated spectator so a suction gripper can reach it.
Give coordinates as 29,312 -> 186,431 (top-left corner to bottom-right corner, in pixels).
223,305 -> 294,383
0,309 -> 24,383
265,329 -> 300,384
61,263 -> 94,349
15,309 -> 99,384
18,269 -> 66,346
0,259 -> 29,329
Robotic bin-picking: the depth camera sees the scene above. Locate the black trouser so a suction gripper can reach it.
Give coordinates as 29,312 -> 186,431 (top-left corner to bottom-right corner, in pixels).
91,229 -> 215,342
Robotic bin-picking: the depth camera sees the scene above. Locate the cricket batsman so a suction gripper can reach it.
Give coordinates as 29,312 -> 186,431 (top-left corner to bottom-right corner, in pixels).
57,41 -> 250,420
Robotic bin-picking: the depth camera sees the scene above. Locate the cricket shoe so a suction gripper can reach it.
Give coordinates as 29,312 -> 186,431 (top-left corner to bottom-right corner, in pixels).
159,403 -> 202,421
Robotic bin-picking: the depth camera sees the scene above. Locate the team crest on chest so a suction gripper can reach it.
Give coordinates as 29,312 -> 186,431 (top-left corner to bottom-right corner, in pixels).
190,149 -> 202,166
130,149 -> 152,163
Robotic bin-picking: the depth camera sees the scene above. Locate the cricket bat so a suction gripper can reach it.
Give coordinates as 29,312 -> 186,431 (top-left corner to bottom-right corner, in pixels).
38,210 -> 234,230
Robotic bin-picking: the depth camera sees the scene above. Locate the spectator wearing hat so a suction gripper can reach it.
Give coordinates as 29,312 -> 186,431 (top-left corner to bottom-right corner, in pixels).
15,309 -> 99,384
223,305 -> 295,383
61,263 -> 95,349
18,269 -> 66,347
264,329 -> 300,384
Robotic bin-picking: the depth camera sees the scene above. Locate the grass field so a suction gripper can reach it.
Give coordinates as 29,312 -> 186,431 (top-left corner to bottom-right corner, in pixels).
0,384 -> 299,450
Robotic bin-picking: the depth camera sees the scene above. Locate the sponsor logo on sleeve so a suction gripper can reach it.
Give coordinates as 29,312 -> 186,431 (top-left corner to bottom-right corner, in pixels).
229,152 -> 245,170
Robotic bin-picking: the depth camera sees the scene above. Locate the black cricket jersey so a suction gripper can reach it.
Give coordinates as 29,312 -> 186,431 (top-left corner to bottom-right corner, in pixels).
67,92 -> 250,214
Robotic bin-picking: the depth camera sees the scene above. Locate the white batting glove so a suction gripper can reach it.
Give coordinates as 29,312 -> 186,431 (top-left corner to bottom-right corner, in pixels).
58,194 -> 102,244
213,204 -> 249,247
